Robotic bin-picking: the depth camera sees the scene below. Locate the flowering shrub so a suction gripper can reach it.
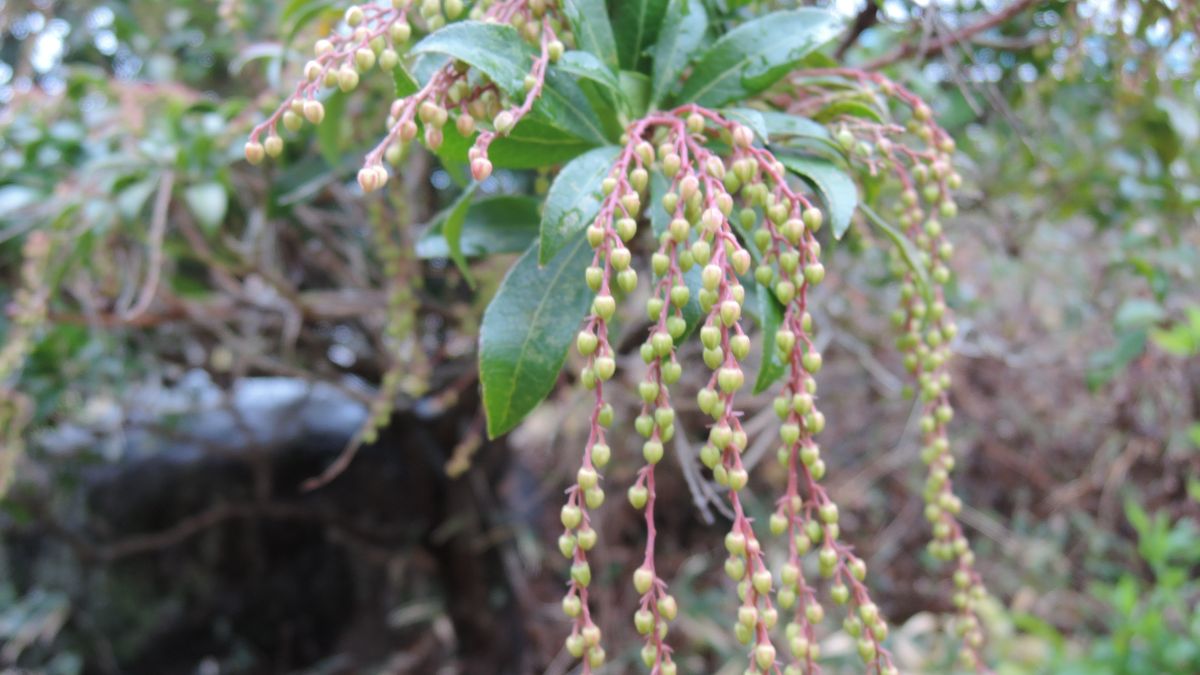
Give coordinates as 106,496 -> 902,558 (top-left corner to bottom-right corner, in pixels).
239,1 -> 995,672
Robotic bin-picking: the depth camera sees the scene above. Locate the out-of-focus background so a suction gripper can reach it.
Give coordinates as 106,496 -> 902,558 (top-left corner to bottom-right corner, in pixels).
0,1 -> 1197,674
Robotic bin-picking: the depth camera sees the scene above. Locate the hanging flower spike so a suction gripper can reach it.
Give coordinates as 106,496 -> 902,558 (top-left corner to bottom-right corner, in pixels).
246,0 -> 567,193
793,68 -> 991,672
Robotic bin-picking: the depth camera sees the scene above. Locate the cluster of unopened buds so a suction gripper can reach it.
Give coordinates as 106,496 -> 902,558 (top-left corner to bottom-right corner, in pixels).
245,0 -> 568,193
560,105 -> 908,674
792,69 -> 990,671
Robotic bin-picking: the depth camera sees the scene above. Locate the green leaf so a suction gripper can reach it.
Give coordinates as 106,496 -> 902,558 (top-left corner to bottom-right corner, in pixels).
182,181 -> 227,232
609,0 -> 669,72
480,234 -> 595,438
722,107 -> 768,142
753,283 -> 788,393
563,0 -> 618,68
555,52 -> 623,108
675,9 -> 842,108
440,184 -> 479,286
282,0 -> 337,48
411,21 -> 534,97
434,115 -> 597,169
416,195 -> 540,259
1115,298 -> 1165,330
758,110 -> 832,140
649,0 -> 706,107
619,70 -> 652,118
540,146 -> 620,264
677,265 -> 705,338
859,204 -> 932,304
534,68 -> 610,144
814,98 -> 887,124
393,65 -> 420,98
647,169 -> 673,236
115,178 -> 158,220
316,90 -> 347,167
778,154 -> 857,240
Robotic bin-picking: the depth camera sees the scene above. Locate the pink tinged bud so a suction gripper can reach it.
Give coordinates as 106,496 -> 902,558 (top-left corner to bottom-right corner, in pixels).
425,125 -> 443,150
244,141 -> 265,165
457,113 -> 476,136
399,120 -> 418,142
303,99 -> 325,124
732,124 -> 754,148
471,157 -> 493,181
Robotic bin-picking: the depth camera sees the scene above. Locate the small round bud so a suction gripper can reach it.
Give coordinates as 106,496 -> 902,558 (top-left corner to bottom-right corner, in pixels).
244,141 -> 265,165
471,157 -> 493,181
303,99 -> 325,124
493,111 -> 515,134
264,134 -> 283,157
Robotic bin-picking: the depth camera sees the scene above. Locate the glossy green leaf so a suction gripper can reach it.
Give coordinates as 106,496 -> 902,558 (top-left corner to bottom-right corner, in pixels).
182,181 -> 227,232
540,145 -> 620,264
778,154 -> 857,240
675,9 -> 842,107
649,0 -> 706,107
609,0 -> 669,72
647,169 -> 672,236
440,184 -> 478,286
434,115 -> 598,169
393,65 -> 420,98
757,110 -> 832,141
814,98 -> 887,124
554,52 -> 623,109
722,107 -> 768,142
411,21 -> 533,97
753,283 -> 788,393
533,68 -> 610,144
416,195 -> 540,259
859,204 -> 932,303
563,0 -> 618,68
619,70 -> 652,118
480,234 -> 595,438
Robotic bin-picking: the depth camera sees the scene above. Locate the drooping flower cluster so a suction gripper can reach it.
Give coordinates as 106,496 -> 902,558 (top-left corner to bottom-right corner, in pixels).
245,0 -> 567,190
565,106 -> 903,674
793,69 -> 991,671
0,231 -> 53,496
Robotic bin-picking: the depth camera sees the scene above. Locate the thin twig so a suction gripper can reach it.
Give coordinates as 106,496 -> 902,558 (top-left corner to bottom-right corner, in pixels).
864,0 -> 1040,69
122,170 -> 174,320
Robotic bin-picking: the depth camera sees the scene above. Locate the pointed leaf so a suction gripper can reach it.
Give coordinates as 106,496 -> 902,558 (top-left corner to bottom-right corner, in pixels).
859,204 -> 932,304
563,0 -> 618,68
411,21 -> 534,97
440,184 -> 479,286
480,234 -> 595,438
778,154 -> 857,240
650,0 -> 706,107
533,67 -> 610,144
675,9 -> 842,107
609,0 -> 669,72
540,145 -> 620,264
757,110 -> 832,140
557,51 -> 622,100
